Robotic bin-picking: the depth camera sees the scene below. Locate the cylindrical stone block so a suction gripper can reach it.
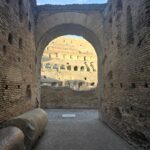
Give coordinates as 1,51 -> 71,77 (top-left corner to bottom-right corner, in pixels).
0,127 -> 25,150
2,108 -> 48,150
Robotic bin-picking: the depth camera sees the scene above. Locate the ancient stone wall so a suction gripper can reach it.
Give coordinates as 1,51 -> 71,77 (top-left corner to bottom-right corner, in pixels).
41,86 -> 98,109
0,0 -> 37,123
102,0 -> 150,148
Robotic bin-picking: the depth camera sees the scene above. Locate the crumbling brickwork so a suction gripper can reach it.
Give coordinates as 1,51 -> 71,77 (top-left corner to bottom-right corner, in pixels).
41,86 -> 98,109
0,0 -> 37,123
102,0 -> 150,149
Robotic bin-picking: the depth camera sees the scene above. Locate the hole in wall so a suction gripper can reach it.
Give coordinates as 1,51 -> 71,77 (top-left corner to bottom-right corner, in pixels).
110,83 -> 114,87
26,85 -> 31,99
114,107 -> 122,120
4,85 -> 8,89
18,57 -> 21,62
36,97 -> 40,108
144,82 -> 148,88
19,38 -> 23,49
131,83 -> 136,88
8,33 -> 13,44
87,67 -> 90,72
130,106 -> 133,111
17,85 -> 21,89
28,21 -> 31,31
2,45 -> 7,56
138,113 -> 146,121
120,83 -> 123,88
91,82 -> 95,86
53,64 -> 59,70
74,66 -> 78,71
84,77 -> 87,80
29,64 -> 32,69
80,66 -> 84,71
137,37 -> 144,48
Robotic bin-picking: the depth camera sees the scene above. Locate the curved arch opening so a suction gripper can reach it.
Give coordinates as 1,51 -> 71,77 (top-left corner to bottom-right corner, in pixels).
41,35 -> 98,90
37,23 -> 103,110
40,33 -> 100,109
74,66 -> 78,71
36,24 -> 102,58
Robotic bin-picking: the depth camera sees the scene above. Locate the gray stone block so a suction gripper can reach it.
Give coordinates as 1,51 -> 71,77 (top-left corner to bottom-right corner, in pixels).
2,108 -> 48,150
0,127 -> 25,150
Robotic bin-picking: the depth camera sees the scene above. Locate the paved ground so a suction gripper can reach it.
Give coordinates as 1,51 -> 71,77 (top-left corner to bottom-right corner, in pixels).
34,109 -> 134,150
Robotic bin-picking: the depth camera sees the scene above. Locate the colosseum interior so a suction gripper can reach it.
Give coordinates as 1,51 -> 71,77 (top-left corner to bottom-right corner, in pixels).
40,36 -> 98,109
0,0 -> 150,150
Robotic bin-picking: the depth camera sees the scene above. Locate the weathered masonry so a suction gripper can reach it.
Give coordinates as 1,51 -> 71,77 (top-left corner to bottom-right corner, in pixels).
0,0 -> 150,149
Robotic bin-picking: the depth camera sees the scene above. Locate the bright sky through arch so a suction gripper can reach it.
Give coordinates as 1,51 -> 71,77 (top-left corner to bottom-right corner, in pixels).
37,0 -> 107,5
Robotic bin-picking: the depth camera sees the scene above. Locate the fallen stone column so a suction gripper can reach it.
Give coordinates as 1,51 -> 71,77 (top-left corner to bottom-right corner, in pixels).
2,108 -> 48,150
0,127 -> 25,150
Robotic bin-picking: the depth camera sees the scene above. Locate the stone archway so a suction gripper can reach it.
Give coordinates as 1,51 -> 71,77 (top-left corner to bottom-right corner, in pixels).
35,11 -> 105,114
36,29 -> 104,109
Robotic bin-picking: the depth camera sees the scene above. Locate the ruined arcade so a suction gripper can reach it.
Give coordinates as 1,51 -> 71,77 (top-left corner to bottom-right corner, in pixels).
0,0 -> 150,150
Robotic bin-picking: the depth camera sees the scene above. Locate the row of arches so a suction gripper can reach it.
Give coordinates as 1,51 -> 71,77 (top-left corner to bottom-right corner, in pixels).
49,53 -> 96,61
44,63 -> 96,72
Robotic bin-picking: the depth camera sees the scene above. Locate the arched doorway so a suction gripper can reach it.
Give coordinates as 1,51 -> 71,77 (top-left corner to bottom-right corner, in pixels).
41,34 -> 98,108
36,23 -> 104,111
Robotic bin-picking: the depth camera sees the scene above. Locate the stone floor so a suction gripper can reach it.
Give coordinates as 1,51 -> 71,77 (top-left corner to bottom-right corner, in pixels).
34,109 -> 135,150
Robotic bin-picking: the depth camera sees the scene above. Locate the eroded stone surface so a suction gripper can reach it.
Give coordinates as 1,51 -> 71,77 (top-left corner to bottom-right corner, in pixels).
41,86 -> 98,109
1,109 -> 48,150
0,127 -> 25,150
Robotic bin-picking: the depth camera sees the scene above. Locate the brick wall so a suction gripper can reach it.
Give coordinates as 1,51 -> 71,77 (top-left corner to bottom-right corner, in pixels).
102,0 -> 150,148
41,86 -> 98,109
0,0 -> 38,123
